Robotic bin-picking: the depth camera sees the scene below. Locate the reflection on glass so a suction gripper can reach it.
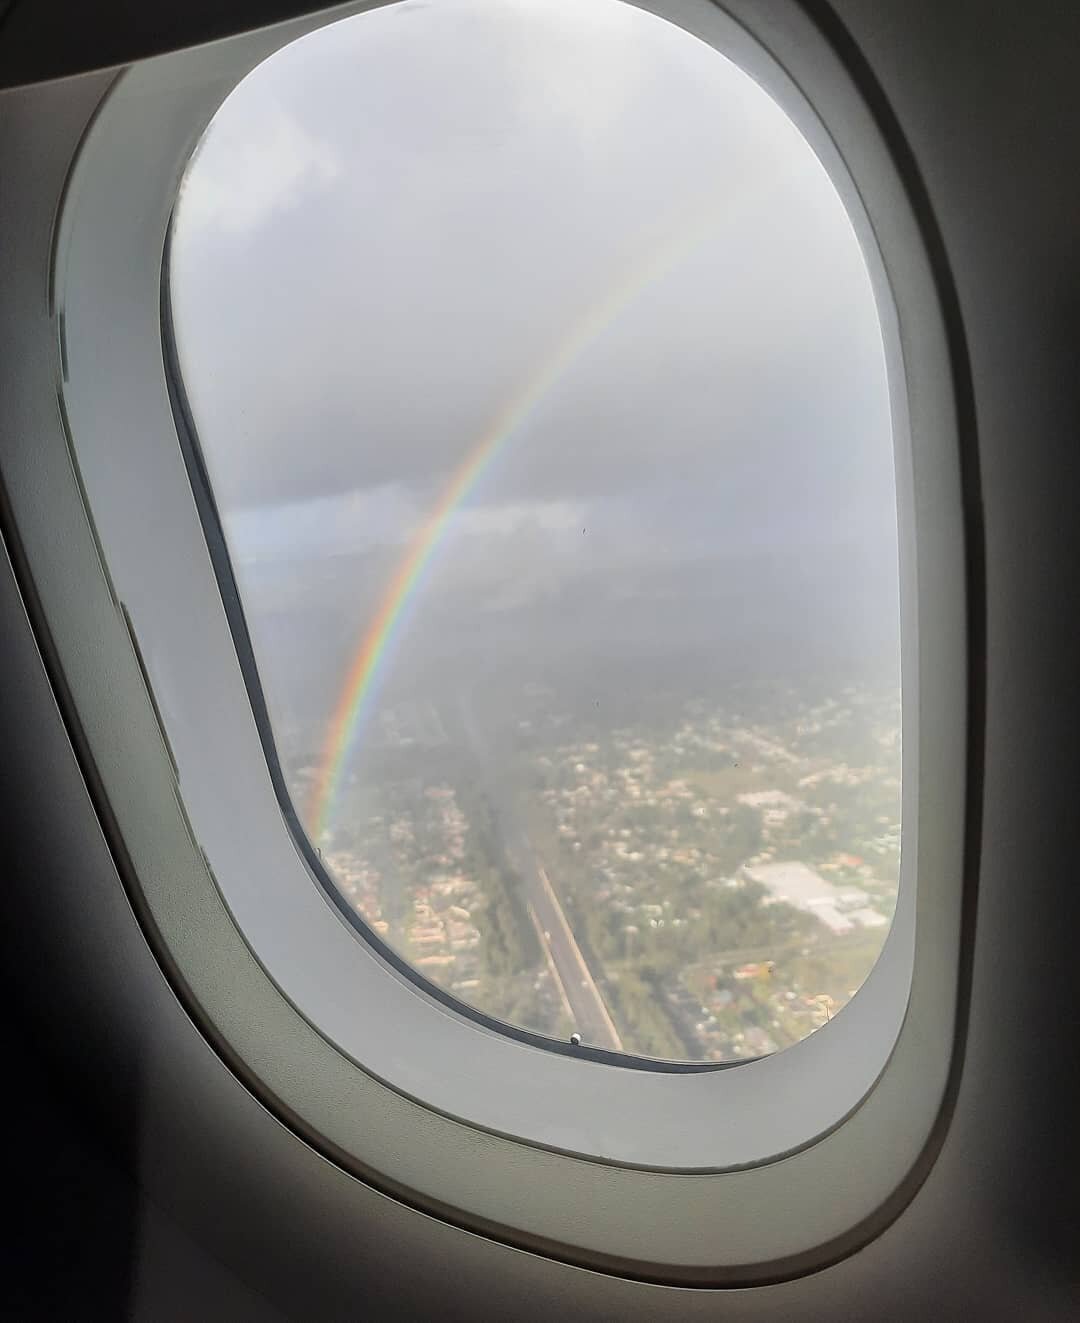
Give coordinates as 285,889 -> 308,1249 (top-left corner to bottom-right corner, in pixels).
170,0 -> 901,1061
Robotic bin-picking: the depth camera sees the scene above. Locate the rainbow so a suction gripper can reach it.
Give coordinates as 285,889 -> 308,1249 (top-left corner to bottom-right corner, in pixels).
307,182 -> 769,841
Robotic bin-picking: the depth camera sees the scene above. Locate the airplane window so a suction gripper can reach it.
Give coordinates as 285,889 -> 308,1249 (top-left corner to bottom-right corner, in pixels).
168,0 -> 900,1062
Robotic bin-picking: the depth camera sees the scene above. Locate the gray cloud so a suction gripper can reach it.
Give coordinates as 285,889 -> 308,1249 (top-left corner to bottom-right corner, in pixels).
170,0 -> 899,713
172,1 -> 889,498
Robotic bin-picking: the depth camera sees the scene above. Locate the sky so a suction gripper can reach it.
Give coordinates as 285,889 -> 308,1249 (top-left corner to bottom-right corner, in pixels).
168,0 -> 900,745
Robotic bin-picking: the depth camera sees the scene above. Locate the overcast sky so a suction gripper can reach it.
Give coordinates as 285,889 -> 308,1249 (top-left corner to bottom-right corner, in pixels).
169,0 -> 899,731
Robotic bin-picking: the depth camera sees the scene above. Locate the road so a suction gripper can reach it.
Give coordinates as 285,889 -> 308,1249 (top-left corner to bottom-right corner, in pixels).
512,846 -> 622,1051
454,691 -> 622,1052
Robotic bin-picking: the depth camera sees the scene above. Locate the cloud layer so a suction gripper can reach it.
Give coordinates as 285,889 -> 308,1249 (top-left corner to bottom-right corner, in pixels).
169,0 -> 899,720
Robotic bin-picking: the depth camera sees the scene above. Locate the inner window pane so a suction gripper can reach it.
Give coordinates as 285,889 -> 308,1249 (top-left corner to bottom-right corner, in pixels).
170,0 -> 901,1061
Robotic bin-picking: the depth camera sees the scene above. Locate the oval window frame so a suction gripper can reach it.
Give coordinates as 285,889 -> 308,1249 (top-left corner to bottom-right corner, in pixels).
25,0 -> 974,1284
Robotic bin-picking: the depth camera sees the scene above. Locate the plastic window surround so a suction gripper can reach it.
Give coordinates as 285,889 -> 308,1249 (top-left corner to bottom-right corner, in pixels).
22,0 -> 970,1284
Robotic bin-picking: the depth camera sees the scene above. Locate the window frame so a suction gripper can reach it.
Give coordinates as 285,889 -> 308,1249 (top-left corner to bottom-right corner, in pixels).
4,0 -> 977,1284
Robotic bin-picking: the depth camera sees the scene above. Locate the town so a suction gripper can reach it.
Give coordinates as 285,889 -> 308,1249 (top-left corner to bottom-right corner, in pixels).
292,676 -> 901,1062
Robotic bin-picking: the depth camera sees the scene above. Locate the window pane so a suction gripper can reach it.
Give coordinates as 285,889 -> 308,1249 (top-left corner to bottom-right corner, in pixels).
170,0 -> 901,1061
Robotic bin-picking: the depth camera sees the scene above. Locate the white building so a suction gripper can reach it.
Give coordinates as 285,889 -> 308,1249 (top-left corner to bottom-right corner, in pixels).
742,861 -> 885,935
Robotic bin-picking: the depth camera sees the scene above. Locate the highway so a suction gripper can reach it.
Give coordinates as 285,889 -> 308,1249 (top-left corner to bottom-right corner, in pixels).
454,691 -> 622,1052
509,839 -> 622,1051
